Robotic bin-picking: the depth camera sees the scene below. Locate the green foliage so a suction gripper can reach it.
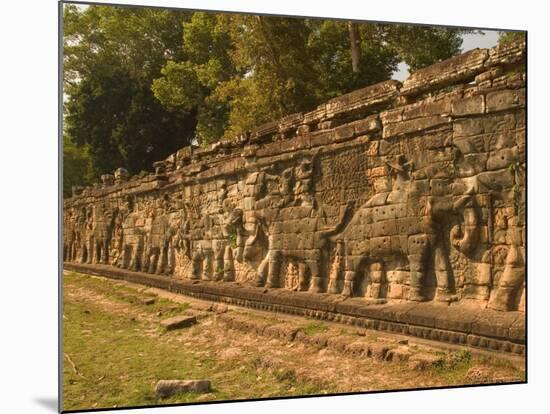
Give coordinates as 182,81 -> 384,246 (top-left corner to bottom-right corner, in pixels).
431,350 -> 472,372
508,160 -> 523,173
498,31 -> 526,45
301,321 -> 329,336
63,135 -> 95,198
153,17 -> 469,142
227,230 -> 237,249
64,4 -> 472,184
382,25 -> 467,72
63,4 -> 197,182
153,17 -> 472,143
307,20 -> 400,98
274,367 -> 297,384
151,12 -> 236,144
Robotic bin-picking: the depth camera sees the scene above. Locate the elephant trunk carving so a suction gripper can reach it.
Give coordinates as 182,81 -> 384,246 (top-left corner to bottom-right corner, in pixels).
450,195 -> 479,255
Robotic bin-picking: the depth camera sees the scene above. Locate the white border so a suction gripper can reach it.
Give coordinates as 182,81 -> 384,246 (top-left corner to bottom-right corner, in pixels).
1,1 -> 547,413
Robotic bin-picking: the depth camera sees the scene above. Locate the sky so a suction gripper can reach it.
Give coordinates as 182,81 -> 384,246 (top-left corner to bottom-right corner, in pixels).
392,30 -> 501,81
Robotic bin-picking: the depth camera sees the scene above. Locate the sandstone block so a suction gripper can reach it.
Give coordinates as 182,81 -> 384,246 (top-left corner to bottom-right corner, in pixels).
383,116 -> 451,138
368,343 -> 390,360
385,347 -> 411,362
408,353 -> 443,371
160,315 -> 197,330
212,303 -> 228,313
345,341 -> 370,357
402,98 -> 452,120
352,115 -> 381,135
401,48 -> 488,96
452,95 -> 485,116
333,125 -> 355,142
155,380 -> 211,398
486,148 -> 518,171
486,89 -> 525,113
141,297 -> 155,305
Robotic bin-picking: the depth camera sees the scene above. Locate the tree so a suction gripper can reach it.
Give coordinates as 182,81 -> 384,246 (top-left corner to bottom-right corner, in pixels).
65,5 -> 474,177
151,12 -> 237,144
153,16 -> 468,142
307,20 -> 400,98
220,15 -> 320,135
498,31 -> 526,45
63,134 -> 95,198
381,24 -> 467,72
63,4 -> 197,184
153,14 -> 322,142
348,22 -> 361,73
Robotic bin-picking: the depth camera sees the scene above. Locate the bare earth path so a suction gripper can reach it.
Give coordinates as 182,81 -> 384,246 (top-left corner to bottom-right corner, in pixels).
63,271 -> 525,411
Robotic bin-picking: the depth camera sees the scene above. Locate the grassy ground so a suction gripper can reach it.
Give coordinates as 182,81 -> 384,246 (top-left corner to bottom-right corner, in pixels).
63,272 -> 525,411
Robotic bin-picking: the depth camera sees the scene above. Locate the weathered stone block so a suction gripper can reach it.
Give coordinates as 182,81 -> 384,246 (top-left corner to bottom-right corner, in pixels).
368,343 -> 391,360
401,48 -> 489,96
477,169 -> 515,191
486,89 -> 525,113
383,115 -> 451,138
160,315 -> 197,330
408,353 -> 443,371
487,148 -> 518,171
402,98 -> 452,120
371,220 -> 398,237
367,166 -> 387,179
155,380 -> 211,398
352,115 -> 381,135
324,80 -> 401,119
453,112 -> 517,138
333,124 -> 355,142
485,40 -> 526,68
452,95 -> 485,116
475,67 -> 504,83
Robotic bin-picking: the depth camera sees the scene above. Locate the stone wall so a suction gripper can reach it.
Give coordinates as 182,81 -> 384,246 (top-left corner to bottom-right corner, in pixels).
64,40 -> 526,313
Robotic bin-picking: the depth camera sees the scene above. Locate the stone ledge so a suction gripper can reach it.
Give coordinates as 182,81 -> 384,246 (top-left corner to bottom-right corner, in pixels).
63,263 -> 525,355
64,41 -> 525,203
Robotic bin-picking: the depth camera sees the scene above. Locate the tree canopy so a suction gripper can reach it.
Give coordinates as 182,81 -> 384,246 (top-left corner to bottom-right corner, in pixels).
498,31 -> 526,45
151,16 -> 471,143
63,4 -> 197,195
63,4 -> 478,197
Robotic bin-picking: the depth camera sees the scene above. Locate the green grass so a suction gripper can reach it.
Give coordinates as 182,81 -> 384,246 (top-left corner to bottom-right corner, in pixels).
63,272 -> 328,411
429,350 -> 472,381
300,321 -> 329,336
65,272 -> 189,317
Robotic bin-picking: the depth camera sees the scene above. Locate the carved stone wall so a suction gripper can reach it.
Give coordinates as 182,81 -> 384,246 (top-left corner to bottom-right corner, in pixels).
64,40 -> 526,313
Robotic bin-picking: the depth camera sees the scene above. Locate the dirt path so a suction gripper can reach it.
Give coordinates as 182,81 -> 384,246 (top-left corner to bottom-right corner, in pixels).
63,271 -> 525,411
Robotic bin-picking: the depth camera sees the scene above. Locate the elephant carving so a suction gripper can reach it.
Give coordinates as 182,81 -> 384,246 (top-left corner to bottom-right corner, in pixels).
331,155 -> 480,302
249,202 -> 351,293
85,203 -> 116,265
190,206 -> 244,282
142,213 -> 177,275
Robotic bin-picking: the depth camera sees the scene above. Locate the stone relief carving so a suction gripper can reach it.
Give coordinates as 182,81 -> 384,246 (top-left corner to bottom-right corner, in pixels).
64,40 -> 526,313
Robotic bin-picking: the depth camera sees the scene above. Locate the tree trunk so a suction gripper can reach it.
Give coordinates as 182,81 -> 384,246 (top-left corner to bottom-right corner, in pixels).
348,21 -> 361,73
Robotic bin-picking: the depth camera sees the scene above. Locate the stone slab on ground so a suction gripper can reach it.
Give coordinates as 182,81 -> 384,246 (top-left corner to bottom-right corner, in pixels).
155,380 -> 211,398
408,353 -> 444,371
160,315 -> 197,330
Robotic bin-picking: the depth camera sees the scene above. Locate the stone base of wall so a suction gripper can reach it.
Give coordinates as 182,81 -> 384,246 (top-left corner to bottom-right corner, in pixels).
63,262 -> 525,355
